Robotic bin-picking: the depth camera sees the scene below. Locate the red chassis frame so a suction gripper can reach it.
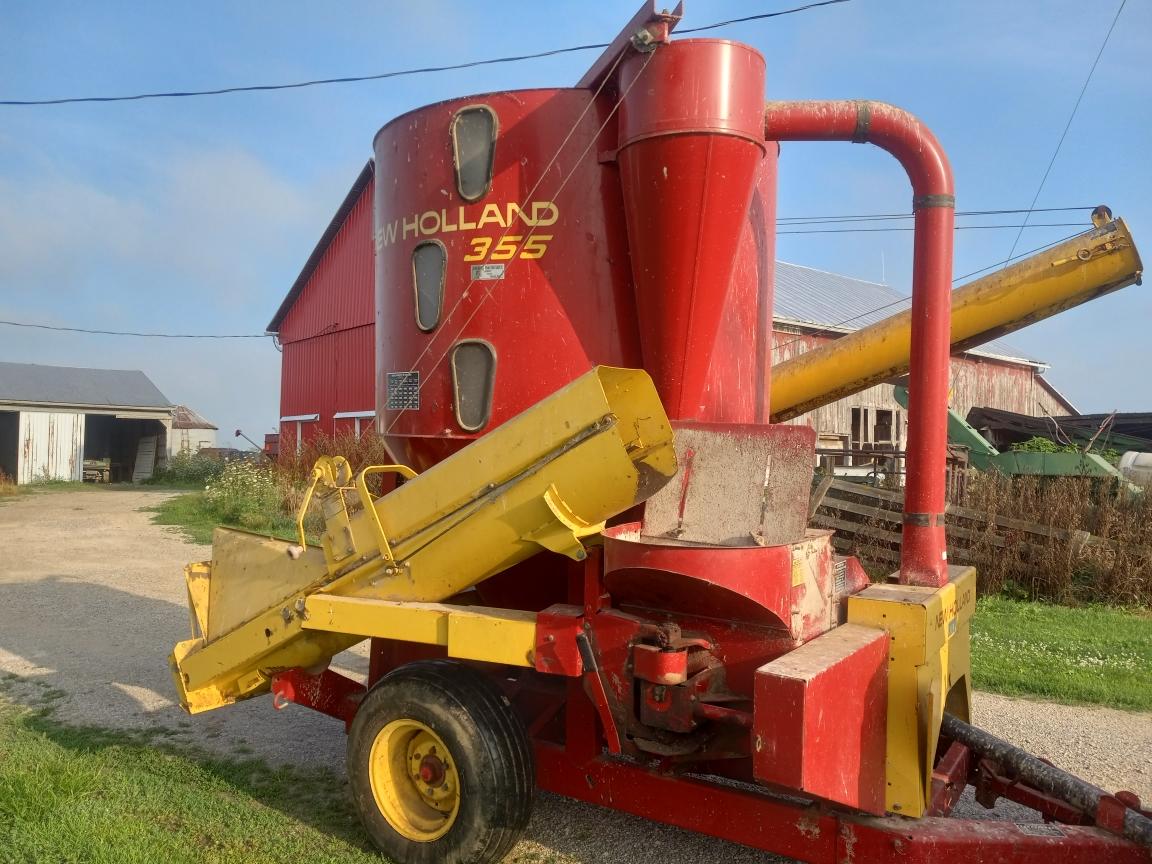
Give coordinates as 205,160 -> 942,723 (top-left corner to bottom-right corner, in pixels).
271,552 -> 1151,864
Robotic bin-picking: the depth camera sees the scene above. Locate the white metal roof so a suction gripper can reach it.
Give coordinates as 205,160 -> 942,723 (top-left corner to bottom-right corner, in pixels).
0,361 -> 172,409
774,261 -> 1045,367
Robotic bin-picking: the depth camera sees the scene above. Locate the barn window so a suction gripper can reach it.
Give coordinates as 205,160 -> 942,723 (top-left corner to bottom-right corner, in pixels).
412,241 -> 446,331
851,407 -> 903,456
451,105 -> 497,201
451,340 -> 496,431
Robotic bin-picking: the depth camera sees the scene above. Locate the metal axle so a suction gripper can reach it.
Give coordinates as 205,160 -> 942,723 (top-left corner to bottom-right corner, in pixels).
941,713 -> 1152,847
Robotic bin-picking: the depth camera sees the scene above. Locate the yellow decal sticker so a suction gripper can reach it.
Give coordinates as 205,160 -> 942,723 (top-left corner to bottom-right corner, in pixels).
791,549 -> 807,587
375,201 -> 559,250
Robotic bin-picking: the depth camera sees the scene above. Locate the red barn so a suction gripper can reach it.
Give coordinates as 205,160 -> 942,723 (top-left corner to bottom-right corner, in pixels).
267,162 -> 375,454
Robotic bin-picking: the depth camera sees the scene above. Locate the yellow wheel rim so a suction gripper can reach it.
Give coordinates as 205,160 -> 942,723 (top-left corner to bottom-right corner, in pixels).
369,719 -> 461,842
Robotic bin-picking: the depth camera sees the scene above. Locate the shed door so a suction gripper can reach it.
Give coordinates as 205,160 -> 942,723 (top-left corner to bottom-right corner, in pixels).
18,411 -> 85,483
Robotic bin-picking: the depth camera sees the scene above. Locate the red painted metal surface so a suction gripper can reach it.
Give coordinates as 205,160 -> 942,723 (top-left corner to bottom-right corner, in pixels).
372,88 -> 640,470
534,742 -> 1151,864
753,625 -> 888,814
837,812 -> 1150,864
259,21 -> 1152,863
927,741 -> 971,816
617,40 -> 766,420
602,522 -> 842,638
534,604 -> 585,678
703,150 -> 779,423
276,176 -> 375,444
633,643 -> 688,684
270,668 -> 365,730
279,324 -> 374,444
277,181 -> 374,344
763,100 -> 955,588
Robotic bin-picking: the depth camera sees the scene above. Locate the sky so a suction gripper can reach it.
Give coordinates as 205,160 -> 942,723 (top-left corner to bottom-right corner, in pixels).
1,0 -> 1149,441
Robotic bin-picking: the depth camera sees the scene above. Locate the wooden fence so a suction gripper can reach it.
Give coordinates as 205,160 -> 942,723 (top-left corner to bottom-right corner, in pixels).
810,478 -> 1132,570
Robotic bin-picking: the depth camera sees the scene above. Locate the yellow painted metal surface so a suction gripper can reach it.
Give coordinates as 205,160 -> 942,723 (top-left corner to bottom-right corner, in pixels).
205,529 -> 330,640
170,366 -> 675,713
370,719 -> 460,841
847,566 -> 976,817
771,219 -> 1142,421
303,596 -> 537,667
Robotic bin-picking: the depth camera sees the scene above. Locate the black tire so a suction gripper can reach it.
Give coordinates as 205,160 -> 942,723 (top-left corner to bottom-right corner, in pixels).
347,659 -> 535,864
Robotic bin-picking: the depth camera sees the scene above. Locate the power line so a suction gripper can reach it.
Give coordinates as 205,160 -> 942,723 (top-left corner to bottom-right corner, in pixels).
4,228 -> 1094,343
0,1 -> 852,107
770,228 -> 1091,354
1003,0 -> 1126,264
677,0 -> 851,33
952,228 -> 1087,283
779,222 -> 1085,235
777,206 -> 1096,225
0,319 -> 268,338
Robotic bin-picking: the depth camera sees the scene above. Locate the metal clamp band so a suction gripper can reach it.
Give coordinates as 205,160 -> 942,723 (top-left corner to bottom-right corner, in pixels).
852,101 -> 871,143
903,512 -> 946,527
913,194 -> 956,210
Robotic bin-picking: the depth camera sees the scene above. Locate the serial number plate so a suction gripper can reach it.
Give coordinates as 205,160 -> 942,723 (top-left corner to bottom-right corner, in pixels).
470,263 -> 506,280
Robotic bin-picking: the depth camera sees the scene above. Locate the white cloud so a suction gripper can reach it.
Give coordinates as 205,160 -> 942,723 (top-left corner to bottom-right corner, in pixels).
0,146 -> 329,437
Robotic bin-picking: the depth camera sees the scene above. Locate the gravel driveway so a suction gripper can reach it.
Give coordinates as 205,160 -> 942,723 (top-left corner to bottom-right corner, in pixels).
0,488 -> 1148,863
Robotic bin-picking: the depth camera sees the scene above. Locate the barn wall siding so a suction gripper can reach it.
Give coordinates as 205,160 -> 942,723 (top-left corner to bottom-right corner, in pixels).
773,328 -> 1065,440
277,179 -> 375,443
18,410 -> 84,483
279,324 -> 374,444
278,184 -> 374,345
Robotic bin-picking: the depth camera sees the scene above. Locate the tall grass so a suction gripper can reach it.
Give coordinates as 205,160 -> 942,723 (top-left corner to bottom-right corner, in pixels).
275,431 -> 401,514
826,472 -> 1151,605
148,450 -> 228,486
958,473 -> 1152,606
151,433 -> 399,545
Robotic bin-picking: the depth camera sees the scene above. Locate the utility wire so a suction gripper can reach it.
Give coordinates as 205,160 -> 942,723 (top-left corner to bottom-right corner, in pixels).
779,222 -> 1085,235
777,206 -> 1096,225
676,0 -> 850,33
1002,0 -> 1126,264
0,1 -> 851,107
771,228 -> 1091,354
0,225 -> 1096,342
0,319 -> 268,338
950,228 -> 1089,283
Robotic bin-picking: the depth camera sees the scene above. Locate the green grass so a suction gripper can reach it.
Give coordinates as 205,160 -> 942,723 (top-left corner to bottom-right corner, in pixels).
147,492 -> 223,545
147,491 -> 300,546
970,596 -> 1152,710
0,684 -> 382,864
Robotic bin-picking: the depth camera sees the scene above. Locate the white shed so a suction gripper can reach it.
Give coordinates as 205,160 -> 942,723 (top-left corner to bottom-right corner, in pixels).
0,362 -> 174,483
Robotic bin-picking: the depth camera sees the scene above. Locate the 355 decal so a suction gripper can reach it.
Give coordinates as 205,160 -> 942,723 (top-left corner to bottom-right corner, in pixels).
463,234 -> 552,262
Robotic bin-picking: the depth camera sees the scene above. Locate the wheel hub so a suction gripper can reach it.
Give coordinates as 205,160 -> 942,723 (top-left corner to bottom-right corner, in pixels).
369,719 -> 461,841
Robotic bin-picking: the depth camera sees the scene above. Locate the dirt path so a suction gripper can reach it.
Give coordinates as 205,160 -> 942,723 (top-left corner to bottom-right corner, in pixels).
0,488 -> 1148,863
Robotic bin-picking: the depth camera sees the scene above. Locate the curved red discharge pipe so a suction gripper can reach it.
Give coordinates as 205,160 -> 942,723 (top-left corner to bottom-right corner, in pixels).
763,100 -> 954,588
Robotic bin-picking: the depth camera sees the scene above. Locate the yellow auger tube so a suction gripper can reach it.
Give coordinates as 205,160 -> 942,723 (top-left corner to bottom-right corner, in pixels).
770,218 -> 1142,422
170,366 -> 677,713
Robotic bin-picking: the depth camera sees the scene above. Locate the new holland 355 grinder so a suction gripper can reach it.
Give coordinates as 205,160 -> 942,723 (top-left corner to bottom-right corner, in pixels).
170,4 -> 1151,862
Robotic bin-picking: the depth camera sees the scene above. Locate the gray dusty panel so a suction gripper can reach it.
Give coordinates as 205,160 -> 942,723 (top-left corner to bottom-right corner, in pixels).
642,423 -> 815,547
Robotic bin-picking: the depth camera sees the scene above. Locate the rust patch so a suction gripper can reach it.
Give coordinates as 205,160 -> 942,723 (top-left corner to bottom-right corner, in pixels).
795,814 -> 821,840
839,823 -> 857,864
